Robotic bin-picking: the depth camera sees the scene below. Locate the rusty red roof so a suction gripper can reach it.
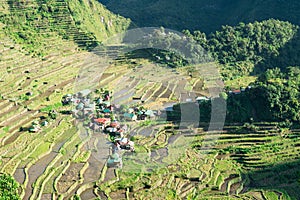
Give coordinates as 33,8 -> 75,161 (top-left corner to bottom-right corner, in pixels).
94,118 -> 110,124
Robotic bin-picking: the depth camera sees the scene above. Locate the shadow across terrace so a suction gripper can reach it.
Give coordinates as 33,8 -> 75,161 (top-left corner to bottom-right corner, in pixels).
241,159 -> 300,199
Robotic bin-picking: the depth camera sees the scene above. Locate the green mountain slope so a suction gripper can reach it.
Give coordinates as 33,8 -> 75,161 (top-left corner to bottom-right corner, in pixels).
123,20 -> 299,80
204,20 -> 299,79
100,0 -> 300,33
0,0 -> 130,57
0,1 -> 299,199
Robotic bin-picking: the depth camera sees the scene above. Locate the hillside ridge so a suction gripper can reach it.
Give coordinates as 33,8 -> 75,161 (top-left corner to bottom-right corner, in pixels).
100,0 -> 300,33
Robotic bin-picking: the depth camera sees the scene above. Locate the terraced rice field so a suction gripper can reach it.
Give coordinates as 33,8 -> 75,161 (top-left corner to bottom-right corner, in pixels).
111,124 -> 300,199
1,9 -> 299,199
0,30 -> 202,198
1,39 -> 300,199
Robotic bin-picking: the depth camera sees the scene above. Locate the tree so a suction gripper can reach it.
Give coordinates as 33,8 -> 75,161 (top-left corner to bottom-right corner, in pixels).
219,92 -> 228,100
0,173 -> 20,200
191,19 -> 298,79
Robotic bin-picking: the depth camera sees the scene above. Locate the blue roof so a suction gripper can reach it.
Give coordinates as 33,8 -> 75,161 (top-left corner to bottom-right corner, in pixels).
165,107 -> 173,112
123,113 -> 134,118
103,109 -> 111,113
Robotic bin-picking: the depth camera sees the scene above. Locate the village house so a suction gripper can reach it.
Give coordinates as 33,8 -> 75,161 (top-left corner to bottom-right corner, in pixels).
94,118 -> 111,130
232,89 -> 241,94
114,137 -> 135,152
105,126 -> 124,138
62,88 -> 137,168
110,121 -> 120,128
29,121 -> 41,133
107,153 -> 122,168
196,96 -> 210,102
123,113 -> 137,121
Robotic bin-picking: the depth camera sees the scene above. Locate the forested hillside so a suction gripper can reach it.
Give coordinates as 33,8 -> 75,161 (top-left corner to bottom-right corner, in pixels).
126,20 -> 299,80
224,67 -> 300,124
186,19 -> 299,79
100,0 -> 300,33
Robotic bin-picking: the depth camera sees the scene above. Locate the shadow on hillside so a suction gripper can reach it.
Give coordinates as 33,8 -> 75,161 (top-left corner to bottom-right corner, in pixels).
99,0 -> 300,34
242,159 -> 300,199
254,29 -> 300,73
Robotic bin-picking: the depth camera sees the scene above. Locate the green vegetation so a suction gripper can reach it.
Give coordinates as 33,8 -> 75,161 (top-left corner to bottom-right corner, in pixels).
0,0 -> 130,56
169,67 -> 300,124
125,20 -> 299,82
225,67 -> 300,123
100,0 -> 300,33
248,67 -> 300,122
0,173 -> 20,200
186,19 -> 299,79
68,0 -> 130,40
73,151 -> 91,163
29,142 -> 52,159
39,102 -> 62,112
0,0 -> 300,199
2,126 -> 10,133
101,122 -> 300,199
225,76 -> 257,89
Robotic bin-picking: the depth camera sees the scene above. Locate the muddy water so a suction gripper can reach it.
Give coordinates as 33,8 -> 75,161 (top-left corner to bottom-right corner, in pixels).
65,134 -> 111,199
113,87 -> 131,98
83,154 -> 104,183
150,150 -> 158,159
14,168 -> 25,185
97,190 -> 108,200
156,148 -> 168,163
168,134 -> 180,144
112,79 -> 139,104
84,133 -> 111,183
57,163 -> 85,194
22,141 -> 65,200
80,188 -> 97,200
40,193 -> 52,200
139,127 -> 153,137
109,190 -> 126,200
104,168 -> 116,182
220,174 -> 239,193
113,90 -> 135,104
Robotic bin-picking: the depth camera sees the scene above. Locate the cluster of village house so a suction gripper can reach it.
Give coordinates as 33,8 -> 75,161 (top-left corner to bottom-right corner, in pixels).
61,89 -> 156,168
28,110 -> 57,132
29,84 -> 248,133
228,86 -> 251,95
27,83 -> 249,166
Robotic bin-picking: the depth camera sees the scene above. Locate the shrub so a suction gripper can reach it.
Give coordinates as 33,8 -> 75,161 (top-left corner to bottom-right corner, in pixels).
0,173 -> 20,200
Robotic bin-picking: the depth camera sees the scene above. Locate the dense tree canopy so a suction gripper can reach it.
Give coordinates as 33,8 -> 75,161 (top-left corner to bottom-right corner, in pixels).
133,20 -> 299,81
250,67 -> 300,122
186,19 -> 299,80
168,67 -> 300,125
0,173 -> 20,200
100,0 -> 300,34
225,67 -> 300,124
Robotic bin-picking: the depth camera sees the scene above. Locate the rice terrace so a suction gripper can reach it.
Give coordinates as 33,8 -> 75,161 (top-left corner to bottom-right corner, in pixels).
0,0 -> 300,200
